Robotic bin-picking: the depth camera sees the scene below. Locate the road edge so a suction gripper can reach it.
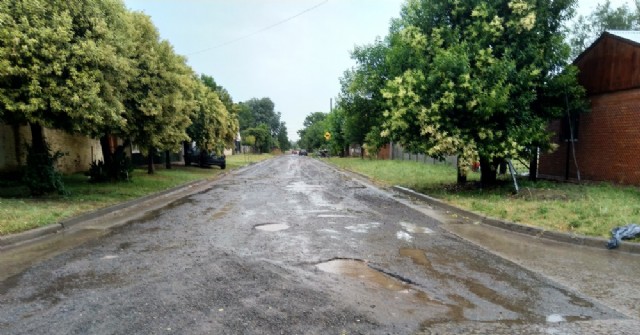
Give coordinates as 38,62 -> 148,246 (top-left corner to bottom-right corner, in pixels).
392,185 -> 640,254
0,159 -> 268,250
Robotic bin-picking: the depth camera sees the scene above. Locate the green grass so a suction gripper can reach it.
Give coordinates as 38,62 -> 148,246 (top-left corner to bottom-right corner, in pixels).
327,157 -> 640,238
0,154 -> 272,236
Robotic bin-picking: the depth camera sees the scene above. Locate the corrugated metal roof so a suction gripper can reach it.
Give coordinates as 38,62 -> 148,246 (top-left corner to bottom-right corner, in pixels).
607,30 -> 640,44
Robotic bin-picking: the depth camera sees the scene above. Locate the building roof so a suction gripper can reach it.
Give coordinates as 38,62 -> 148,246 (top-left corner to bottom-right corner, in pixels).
606,30 -> 640,44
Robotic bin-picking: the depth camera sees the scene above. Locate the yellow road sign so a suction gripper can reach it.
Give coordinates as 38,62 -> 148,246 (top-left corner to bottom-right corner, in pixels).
324,132 -> 331,140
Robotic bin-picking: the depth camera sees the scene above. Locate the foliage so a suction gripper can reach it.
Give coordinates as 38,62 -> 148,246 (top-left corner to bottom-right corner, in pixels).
22,144 -> 67,196
297,112 -> 328,151
122,13 -> 195,173
380,0 -> 586,186
241,124 -> 271,153
199,74 -> 239,148
86,153 -> 133,183
238,97 -> 288,150
337,38 -> 394,153
0,0 -> 133,133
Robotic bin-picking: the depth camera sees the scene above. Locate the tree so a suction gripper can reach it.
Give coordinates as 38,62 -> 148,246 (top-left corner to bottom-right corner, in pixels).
200,74 -> 240,148
238,97 -> 289,151
569,0 -> 640,59
337,38 -> 394,156
123,12 -> 193,174
242,124 -> 270,153
0,0 -> 134,193
381,0 -> 587,186
297,112 -> 328,152
277,122 -> 291,151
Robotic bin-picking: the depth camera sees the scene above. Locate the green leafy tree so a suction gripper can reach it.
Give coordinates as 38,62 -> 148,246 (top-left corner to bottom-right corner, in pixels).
277,122 -> 291,151
0,0 -> 134,193
382,0 -> 587,186
338,39 -> 395,156
242,124 -> 270,153
298,112 -> 328,152
123,12 -> 193,174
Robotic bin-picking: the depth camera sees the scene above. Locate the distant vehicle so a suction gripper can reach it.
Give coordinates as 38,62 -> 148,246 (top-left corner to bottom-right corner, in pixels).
185,146 -> 226,169
298,149 -> 308,156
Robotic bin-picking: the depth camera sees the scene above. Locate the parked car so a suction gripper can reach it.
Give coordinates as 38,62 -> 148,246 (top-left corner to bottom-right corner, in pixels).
298,149 -> 308,156
185,147 -> 226,169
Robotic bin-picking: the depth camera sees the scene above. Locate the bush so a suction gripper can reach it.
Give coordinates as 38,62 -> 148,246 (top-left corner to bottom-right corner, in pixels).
86,150 -> 133,183
22,144 -> 67,196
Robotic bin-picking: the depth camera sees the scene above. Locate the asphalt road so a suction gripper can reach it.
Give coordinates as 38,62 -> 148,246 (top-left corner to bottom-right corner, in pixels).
0,155 -> 635,334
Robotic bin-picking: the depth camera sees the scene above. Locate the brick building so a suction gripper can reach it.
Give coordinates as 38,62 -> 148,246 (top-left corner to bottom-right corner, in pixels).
539,31 -> 640,185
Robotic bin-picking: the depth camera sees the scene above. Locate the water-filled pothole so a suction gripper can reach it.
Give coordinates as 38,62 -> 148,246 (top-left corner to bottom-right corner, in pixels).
316,259 -> 429,302
255,223 -> 290,232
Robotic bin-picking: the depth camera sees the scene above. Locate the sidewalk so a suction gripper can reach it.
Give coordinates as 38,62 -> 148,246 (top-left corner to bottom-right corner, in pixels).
393,185 -> 640,319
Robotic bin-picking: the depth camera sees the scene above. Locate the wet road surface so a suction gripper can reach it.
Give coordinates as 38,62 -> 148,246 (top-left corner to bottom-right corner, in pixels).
0,155 -> 637,334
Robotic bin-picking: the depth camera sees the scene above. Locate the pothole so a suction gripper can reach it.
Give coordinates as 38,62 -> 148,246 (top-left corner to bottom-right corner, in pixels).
316,259 -> 429,302
254,223 -> 290,232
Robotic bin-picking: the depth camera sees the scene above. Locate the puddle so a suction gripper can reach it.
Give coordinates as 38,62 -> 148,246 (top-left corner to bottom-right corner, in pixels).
255,223 -> 290,232
400,222 -> 434,234
211,202 -> 235,220
316,259 -> 430,303
0,229 -> 109,282
317,214 -> 357,218
345,222 -> 380,233
396,231 -> 413,241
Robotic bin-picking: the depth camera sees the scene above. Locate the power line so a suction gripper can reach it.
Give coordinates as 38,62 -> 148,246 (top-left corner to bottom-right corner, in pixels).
187,0 -> 329,56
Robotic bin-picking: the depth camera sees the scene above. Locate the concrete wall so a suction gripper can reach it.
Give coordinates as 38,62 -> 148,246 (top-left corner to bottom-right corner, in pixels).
0,123 -> 103,174
539,89 -> 640,185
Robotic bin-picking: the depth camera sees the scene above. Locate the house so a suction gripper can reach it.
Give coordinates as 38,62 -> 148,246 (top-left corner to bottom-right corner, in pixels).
538,31 -> 640,185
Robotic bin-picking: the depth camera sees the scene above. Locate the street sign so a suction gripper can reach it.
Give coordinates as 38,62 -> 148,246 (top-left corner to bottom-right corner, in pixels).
324,131 -> 331,140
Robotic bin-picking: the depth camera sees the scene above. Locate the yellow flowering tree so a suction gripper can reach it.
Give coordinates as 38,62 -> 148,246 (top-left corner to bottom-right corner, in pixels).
382,0 -> 587,185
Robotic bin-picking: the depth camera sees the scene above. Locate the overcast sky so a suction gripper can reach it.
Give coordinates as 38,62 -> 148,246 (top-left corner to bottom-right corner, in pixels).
124,0 -> 635,141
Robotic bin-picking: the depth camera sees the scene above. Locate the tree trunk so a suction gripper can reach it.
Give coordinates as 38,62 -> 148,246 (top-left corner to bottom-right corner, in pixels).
183,141 -> 191,166
165,150 -> 171,169
100,135 -> 115,180
479,155 -> 497,187
12,124 -> 22,166
29,123 -> 46,154
147,147 -> 155,174
456,156 -> 467,185
498,160 -> 507,175
529,146 -> 538,182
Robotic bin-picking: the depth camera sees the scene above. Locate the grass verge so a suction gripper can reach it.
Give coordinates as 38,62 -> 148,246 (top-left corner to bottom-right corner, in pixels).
326,157 -> 640,238
0,154 -> 272,236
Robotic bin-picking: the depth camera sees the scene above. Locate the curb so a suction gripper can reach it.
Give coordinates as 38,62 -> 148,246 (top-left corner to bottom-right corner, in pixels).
392,185 -> 640,254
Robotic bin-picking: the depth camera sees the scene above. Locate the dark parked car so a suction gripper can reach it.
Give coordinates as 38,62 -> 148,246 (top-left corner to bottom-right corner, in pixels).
185,147 -> 226,169
298,149 -> 308,156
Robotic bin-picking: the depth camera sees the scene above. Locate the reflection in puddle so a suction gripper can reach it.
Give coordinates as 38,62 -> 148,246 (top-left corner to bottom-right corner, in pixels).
255,223 -> 290,232
316,259 -> 430,303
399,222 -> 434,234
396,231 -> 413,242
345,222 -> 380,233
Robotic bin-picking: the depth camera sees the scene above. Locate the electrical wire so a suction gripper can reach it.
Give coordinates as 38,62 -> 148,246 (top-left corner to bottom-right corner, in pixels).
187,0 -> 329,56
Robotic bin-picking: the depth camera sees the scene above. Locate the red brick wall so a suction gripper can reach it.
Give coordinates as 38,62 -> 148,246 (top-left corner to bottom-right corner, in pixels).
539,89 -> 640,185
377,143 -> 391,160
